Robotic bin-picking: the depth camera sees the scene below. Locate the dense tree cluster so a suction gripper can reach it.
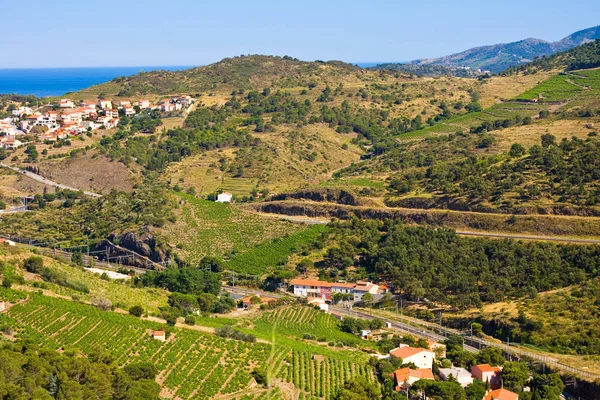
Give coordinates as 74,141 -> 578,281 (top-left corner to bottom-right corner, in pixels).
135,268 -> 221,295
323,218 -> 600,308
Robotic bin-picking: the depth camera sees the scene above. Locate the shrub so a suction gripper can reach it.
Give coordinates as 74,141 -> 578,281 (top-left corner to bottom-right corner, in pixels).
129,305 -> 144,317
23,256 -> 44,273
184,315 -> 196,325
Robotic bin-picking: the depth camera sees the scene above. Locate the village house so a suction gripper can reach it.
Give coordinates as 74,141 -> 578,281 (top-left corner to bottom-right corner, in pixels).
61,109 -> 82,124
20,114 -> 59,133
0,136 -> 23,150
123,105 -> 135,117
0,120 -> 18,135
138,99 -> 150,109
106,118 -> 119,129
389,346 -> 435,369
216,192 -> 233,203
353,281 -> 380,302
394,367 -> 434,389
290,278 -> 382,302
438,366 -> 474,387
308,297 -> 328,312
98,99 -> 113,110
472,364 -> 502,389
483,388 -> 518,400
59,98 -> 74,108
11,106 -> 32,117
152,330 -> 166,342
427,339 -> 447,358
104,109 -> 119,119
118,100 -> 131,109
81,121 -> 97,130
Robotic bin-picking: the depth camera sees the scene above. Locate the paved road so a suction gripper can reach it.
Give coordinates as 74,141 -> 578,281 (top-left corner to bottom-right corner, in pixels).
0,162 -> 102,197
0,206 -> 28,214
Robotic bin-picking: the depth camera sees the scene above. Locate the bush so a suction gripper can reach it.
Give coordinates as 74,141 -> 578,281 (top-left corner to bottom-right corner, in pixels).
184,315 -> 196,325
92,297 -> 112,311
129,305 -> 144,317
23,256 -> 44,273
165,314 -> 178,326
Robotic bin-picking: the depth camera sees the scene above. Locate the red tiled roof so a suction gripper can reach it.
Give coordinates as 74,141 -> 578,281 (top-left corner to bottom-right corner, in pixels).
483,388 -> 518,400
291,279 -> 333,287
394,367 -> 434,383
390,346 -> 433,359
474,364 -> 502,373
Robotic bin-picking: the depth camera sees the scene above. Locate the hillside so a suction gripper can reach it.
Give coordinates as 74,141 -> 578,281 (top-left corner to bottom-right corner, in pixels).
381,25 -> 600,74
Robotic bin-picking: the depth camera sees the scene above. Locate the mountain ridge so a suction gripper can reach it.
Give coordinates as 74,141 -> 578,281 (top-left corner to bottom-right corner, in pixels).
400,25 -> 600,73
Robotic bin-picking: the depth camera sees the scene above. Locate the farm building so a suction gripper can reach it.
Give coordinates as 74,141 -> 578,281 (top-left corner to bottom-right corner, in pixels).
216,192 -> 233,203
152,330 -> 166,341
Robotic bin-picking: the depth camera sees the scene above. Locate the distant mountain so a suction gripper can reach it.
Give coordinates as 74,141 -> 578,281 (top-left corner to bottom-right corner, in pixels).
398,25 -> 600,74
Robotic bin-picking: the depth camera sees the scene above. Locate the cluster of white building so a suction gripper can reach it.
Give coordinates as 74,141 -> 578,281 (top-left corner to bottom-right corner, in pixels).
0,97 -> 155,150
290,278 -> 384,302
157,96 -> 193,112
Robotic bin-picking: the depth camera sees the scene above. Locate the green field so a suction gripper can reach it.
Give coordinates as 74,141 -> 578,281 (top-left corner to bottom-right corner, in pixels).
227,224 -> 328,274
166,193 -> 302,265
321,178 -> 385,189
515,73 -> 583,101
1,291 -> 375,400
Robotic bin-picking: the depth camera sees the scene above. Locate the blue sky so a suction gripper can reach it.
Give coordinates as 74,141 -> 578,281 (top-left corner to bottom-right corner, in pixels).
1,0 -> 599,68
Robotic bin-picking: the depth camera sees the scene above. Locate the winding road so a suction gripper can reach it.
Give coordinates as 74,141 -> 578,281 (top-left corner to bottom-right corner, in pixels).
0,162 -> 102,197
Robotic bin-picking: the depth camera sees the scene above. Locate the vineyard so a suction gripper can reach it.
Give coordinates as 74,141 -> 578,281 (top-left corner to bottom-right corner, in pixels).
2,294 -> 271,399
164,193 -> 301,265
226,225 -> 328,274
0,294 -> 379,399
516,73 -> 583,101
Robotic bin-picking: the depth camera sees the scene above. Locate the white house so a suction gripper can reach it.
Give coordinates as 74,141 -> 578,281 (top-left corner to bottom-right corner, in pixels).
59,98 -> 74,108
98,100 -> 113,110
11,106 -> 32,117
138,99 -> 150,109
0,300 -> 5,312
118,100 -> 131,109
152,330 -> 166,342
389,346 -> 435,369
439,367 -> 474,387
0,136 -> 23,150
61,109 -> 82,124
104,109 -> 119,119
308,297 -> 329,312
123,106 -> 135,117
216,192 -> 233,203
353,282 -> 380,302
81,121 -> 97,130
0,238 -> 16,246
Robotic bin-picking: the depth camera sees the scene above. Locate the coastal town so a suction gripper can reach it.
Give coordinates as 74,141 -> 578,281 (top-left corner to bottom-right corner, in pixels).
0,95 -> 194,151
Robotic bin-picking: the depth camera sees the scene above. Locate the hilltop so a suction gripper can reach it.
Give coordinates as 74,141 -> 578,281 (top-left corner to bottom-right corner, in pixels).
380,25 -> 600,74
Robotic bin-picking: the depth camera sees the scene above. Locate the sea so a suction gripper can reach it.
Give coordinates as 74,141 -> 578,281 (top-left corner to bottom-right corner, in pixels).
0,63 -> 403,98
0,66 -> 193,97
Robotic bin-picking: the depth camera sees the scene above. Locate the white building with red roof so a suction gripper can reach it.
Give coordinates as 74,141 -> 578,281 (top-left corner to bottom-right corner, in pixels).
389,346 -> 435,369
59,98 -> 74,108
472,364 -> 503,389
216,192 -> 233,203
483,388 -> 518,400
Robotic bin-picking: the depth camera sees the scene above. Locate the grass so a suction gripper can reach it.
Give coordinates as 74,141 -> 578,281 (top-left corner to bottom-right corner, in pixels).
321,178 -> 385,189
226,224 -> 328,274
162,193 -> 302,265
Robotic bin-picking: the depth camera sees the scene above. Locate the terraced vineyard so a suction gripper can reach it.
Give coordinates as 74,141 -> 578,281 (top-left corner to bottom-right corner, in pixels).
2,294 -> 271,400
0,294 -> 378,399
165,193 -> 301,265
227,225 -> 328,274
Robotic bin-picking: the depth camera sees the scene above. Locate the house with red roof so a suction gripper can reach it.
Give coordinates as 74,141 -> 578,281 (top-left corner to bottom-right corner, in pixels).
389,346 -> 435,369
394,367 -> 434,390
472,364 -> 502,389
59,98 -> 74,108
483,388 -> 518,400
